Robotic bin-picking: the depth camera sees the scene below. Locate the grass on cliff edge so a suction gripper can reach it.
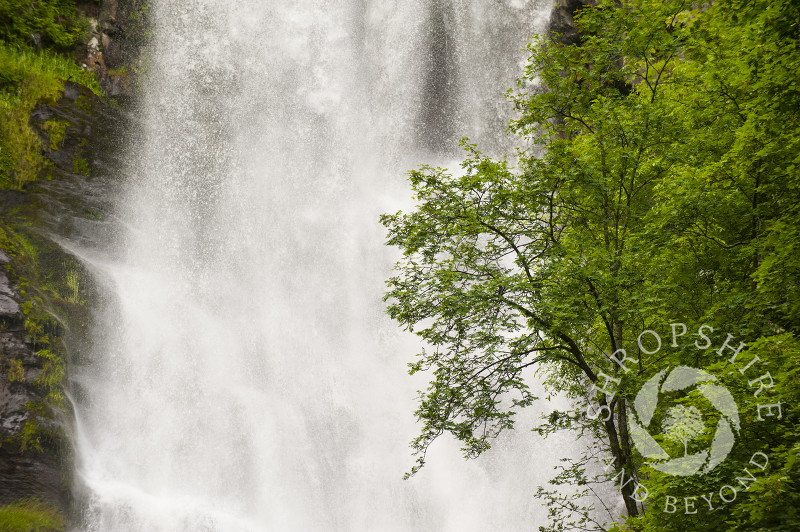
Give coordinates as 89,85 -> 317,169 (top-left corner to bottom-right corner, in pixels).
0,500 -> 64,531
0,42 -> 102,190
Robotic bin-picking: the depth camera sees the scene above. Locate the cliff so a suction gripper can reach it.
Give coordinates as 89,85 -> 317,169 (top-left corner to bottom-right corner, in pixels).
0,80 -> 127,524
0,1 -> 142,526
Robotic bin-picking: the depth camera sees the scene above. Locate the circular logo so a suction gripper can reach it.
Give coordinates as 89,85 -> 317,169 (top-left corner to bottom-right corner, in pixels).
629,366 -> 741,477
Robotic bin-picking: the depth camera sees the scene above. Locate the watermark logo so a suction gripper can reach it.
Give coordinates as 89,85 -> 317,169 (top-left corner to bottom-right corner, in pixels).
588,323 -> 784,514
629,366 -> 740,477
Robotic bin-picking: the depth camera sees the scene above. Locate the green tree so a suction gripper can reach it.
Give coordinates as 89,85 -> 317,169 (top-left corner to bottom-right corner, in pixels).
383,0 -> 800,530
0,0 -> 86,50
662,405 -> 705,457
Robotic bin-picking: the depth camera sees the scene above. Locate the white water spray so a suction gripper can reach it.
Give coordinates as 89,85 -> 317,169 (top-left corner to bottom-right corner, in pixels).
72,1 -> 572,530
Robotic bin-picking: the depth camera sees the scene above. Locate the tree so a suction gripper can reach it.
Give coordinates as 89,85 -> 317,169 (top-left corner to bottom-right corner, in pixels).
661,405 -> 705,457
383,0 -> 800,530
0,0 -> 85,50
382,0 -> 700,521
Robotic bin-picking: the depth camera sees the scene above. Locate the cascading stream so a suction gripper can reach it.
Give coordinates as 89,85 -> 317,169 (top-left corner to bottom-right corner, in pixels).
71,1 -> 570,530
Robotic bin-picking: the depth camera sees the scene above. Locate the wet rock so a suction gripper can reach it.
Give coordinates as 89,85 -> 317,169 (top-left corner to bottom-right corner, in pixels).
0,80 -> 128,515
0,451 -> 63,508
77,0 -> 150,99
549,0 -> 594,45
0,269 -> 20,317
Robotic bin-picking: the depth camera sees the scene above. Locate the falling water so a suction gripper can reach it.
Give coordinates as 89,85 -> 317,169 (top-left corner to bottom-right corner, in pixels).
71,1 -> 571,530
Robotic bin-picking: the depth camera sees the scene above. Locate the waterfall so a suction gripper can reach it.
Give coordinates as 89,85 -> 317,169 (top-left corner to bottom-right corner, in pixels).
72,1 -> 569,530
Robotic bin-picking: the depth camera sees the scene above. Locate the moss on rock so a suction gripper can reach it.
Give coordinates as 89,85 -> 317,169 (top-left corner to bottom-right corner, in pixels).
0,499 -> 65,532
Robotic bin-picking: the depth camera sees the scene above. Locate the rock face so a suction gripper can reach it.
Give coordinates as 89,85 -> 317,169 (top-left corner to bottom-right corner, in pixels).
0,254 -> 64,508
78,0 -> 149,99
0,82 -> 127,515
0,258 -> 20,316
549,0 -> 594,45
29,82 -> 127,231
0,0 -> 142,521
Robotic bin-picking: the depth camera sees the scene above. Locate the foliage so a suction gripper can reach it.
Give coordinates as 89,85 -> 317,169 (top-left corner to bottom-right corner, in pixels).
0,499 -> 65,531
7,357 -> 25,382
0,1 -> 99,521
621,335 -> 800,531
0,41 -> 100,94
62,260 -> 80,303
0,0 -> 86,50
383,0 -> 800,530
0,221 -> 82,460
41,119 -> 66,150
661,405 -> 705,457
34,349 -> 64,405
0,42 -> 101,189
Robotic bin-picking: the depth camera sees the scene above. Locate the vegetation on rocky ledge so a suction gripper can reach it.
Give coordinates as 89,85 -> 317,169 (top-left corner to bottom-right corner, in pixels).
0,42 -> 101,190
0,1 -> 111,528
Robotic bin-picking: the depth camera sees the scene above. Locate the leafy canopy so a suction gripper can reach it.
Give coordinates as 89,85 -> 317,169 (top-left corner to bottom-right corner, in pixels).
383,0 -> 800,530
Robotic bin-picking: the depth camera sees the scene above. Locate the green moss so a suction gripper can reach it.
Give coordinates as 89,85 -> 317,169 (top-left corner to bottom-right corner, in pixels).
35,349 -> 64,406
63,263 -> 80,303
16,403 -> 65,456
71,137 -> 90,176
0,500 -> 65,532
71,156 -> 89,176
74,94 -> 90,113
19,421 -> 44,454
23,313 -> 48,347
83,208 -> 103,220
107,65 -> 128,77
128,1 -> 152,44
7,358 -> 25,382
0,222 -> 77,457
0,98 -> 52,189
41,119 -> 67,150
5,227 -> 38,267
